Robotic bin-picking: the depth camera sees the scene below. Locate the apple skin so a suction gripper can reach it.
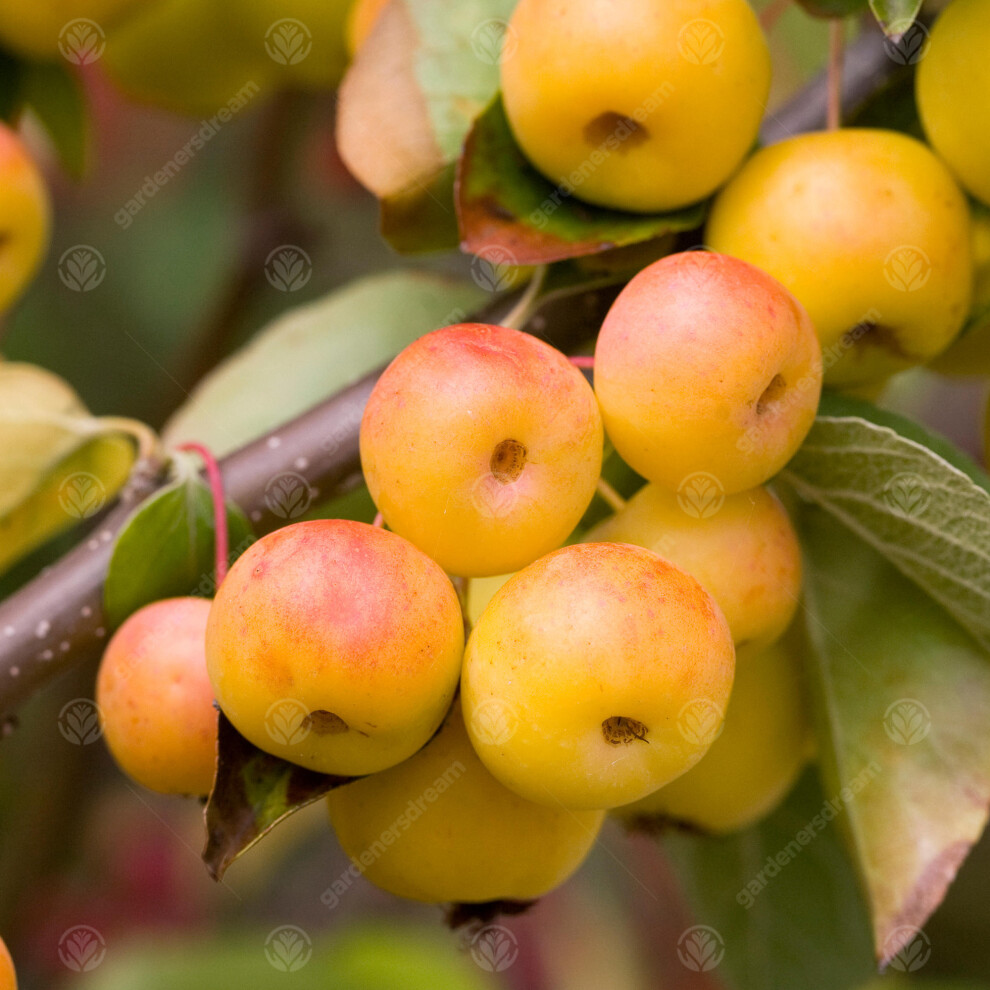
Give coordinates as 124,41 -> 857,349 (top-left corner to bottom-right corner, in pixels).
706,129 -> 973,385
0,0 -> 146,59
205,519 -> 464,777
0,935 -> 14,990
587,483 -> 801,652
360,323 -> 603,577
326,700 -> 604,904
345,0 -> 388,55
614,637 -> 810,833
462,542 -> 735,810
594,251 -> 822,495
97,597 -> 217,796
917,0 -> 990,208
500,0 -> 771,212
0,124 -> 51,315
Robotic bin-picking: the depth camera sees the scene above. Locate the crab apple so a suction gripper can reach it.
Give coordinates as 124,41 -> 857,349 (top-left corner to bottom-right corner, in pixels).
0,124 -> 51,315
500,0 -> 771,213
97,597 -> 217,796
917,0 -> 990,208
587,483 -> 801,652
615,637 -> 810,833
205,519 -> 464,776
462,542 -> 735,810
360,323 -> 603,577
0,936 -> 13,990
706,129 -> 973,385
326,700 -> 604,905
0,0 -> 145,58
345,0 -> 388,54
594,252 -> 822,495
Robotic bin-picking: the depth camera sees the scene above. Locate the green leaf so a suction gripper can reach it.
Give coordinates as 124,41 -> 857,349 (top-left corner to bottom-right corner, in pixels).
0,362 -> 134,574
797,507 -> 990,966
162,271 -> 487,457
18,60 -> 89,178
664,768 -> 875,990
337,0 -> 516,251
780,393 -> 990,650
456,98 -> 706,265
103,453 -> 253,628
868,0 -> 923,37
203,713 -> 349,881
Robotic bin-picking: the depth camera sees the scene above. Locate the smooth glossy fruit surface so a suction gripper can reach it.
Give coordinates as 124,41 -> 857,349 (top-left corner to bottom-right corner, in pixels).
345,0 -> 388,54
206,519 -> 464,776
326,700 -> 604,904
0,0 -> 145,58
501,0 -> 771,212
462,542 -> 735,809
97,597 -> 217,796
0,124 -> 51,315
0,935 -> 14,990
361,323 -> 603,577
615,638 -> 810,833
917,0 -> 990,207
706,129 -> 973,384
587,483 -> 801,651
594,252 -> 822,494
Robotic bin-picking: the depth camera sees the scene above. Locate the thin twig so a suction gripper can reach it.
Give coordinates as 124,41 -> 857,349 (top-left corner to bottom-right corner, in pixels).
596,477 -> 627,514
827,20 -> 846,131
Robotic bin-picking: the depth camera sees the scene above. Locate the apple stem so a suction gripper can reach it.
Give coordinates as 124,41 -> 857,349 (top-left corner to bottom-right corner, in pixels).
596,477 -> 627,514
176,442 -> 229,586
372,511 -> 384,528
570,355 -> 595,370
500,264 -> 548,330
759,0 -> 790,32
827,20 -> 845,131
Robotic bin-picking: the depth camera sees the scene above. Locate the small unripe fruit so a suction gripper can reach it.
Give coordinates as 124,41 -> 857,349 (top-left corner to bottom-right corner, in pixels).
327,701 -> 604,904
206,520 -> 464,776
594,252 -> 822,495
361,323 -> 603,577
97,597 -> 216,796
462,542 -> 735,809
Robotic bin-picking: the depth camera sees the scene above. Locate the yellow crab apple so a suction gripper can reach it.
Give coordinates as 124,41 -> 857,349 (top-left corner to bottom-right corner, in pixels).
587,483 -> 801,652
360,323 -> 603,577
615,637 -> 810,833
326,700 -> 604,904
0,124 -> 51,315
706,129 -> 973,385
594,252 -> 822,495
345,0 -> 388,55
0,0 -> 146,59
205,519 -> 464,776
917,0 -> 990,208
500,0 -> 771,212
97,597 -> 217,796
0,936 -> 14,990
462,542 -> 735,810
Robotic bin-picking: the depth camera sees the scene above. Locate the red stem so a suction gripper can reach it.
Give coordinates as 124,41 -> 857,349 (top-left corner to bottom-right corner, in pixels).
177,442 -> 230,586
570,355 -> 595,369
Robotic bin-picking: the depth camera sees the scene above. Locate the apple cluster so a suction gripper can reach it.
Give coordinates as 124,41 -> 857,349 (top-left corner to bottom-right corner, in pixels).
97,248 -> 823,907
